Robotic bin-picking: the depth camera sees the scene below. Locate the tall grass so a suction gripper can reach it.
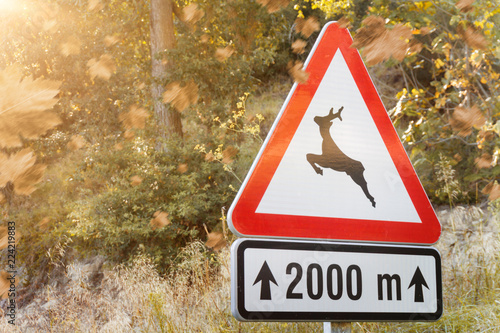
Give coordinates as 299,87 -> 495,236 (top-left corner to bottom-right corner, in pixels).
2,205 -> 499,332
357,205 -> 500,333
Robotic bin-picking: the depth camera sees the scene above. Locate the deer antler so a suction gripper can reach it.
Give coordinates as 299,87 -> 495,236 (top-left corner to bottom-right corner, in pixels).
327,106 -> 343,121
337,106 -> 343,121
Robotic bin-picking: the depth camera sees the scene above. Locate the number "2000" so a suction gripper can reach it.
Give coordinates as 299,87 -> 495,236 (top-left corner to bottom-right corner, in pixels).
286,262 -> 362,300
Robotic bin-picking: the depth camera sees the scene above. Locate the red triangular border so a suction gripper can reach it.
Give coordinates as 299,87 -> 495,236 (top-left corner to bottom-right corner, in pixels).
228,22 -> 441,244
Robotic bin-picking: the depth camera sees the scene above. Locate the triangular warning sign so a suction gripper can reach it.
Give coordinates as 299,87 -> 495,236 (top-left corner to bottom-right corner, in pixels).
228,22 -> 441,245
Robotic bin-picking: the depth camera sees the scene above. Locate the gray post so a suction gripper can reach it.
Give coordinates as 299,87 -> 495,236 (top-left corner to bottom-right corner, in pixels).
323,322 -> 351,333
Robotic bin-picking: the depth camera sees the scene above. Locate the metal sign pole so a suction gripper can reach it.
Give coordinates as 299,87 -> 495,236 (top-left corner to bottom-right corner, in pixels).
323,322 -> 351,333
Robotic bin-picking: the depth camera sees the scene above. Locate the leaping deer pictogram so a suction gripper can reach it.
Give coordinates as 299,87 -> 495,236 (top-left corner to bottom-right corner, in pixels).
306,106 -> 376,207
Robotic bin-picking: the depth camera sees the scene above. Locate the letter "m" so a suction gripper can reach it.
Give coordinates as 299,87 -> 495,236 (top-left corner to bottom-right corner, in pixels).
377,274 -> 402,301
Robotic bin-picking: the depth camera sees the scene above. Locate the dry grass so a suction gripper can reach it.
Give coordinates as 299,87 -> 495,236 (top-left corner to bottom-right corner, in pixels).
356,205 -> 500,332
1,205 -> 499,332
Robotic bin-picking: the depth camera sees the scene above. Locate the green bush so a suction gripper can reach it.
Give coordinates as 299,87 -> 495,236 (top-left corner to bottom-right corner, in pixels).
62,135 -> 232,267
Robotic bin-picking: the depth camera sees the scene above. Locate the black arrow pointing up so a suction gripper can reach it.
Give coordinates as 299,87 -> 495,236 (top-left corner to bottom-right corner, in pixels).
253,261 -> 278,300
408,266 -> 429,302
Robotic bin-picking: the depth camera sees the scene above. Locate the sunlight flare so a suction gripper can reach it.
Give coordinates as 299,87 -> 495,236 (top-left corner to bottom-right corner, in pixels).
0,0 -> 22,12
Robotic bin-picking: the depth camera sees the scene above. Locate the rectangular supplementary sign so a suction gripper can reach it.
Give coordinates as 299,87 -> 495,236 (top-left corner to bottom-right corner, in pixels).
231,239 -> 442,321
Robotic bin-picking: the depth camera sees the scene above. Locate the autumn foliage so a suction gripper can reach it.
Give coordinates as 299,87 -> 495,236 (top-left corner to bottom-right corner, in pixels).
344,0 -> 499,205
352,16 -> 415,66
0,66 -> 61,204
0,0 -> 498,295
0,67 -> 61,149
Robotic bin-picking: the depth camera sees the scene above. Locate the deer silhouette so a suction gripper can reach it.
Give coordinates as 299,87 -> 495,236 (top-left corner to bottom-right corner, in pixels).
306,106 -> 376,207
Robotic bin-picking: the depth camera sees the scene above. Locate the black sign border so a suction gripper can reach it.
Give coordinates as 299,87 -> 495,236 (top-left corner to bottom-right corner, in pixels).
235,239 -> 442,321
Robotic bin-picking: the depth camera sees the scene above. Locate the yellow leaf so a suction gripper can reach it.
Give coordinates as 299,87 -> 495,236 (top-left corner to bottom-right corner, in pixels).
206,232 -> 227,251
420,27 -> 432,35
294,16 -> 320,38
456,0 -> 474,12
200,34 -> 210,43
435,58 -> 445,69
123,129 -> 135,140
474,153 -> 493,169
130,175 -> 143,186
215,46 -> 234,62
204,151 -> 215,162
38,217 -> 51,231
409,41 -> 423,54
0,225 -> 21,249
88,0 -> 103,11
449,105 -> 485,137
42,19 -> 58,33
150,211 -> 170,230
0,271 -> 19,299
163,81 -> 198,112
182,4 -> 204,24
67,135 -> 86,151
287,61 -> 309,84
177,163 -> 188,174
422,1 -> 433,10
0,66 -> 61,148
87,54 -> 116,80
32,3 -> 59,32
435,97 -> 447,108
352,16 -> 414,66
337,17 -> 352,30
103,35 -> 120,47
256,0 -> 290,13
119,105 -> 148,130
163,82 -> 182,104
458,25 -> 487,50
482,181 -> 500,201
222,146 -> 238,164
0,148 -> 46,196
0,227 -> 7,249
60,37 -> 81,57
291,39 -> 307,54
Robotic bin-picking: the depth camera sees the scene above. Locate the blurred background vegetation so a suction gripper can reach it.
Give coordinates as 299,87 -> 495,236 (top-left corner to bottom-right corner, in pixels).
0,0 -> 498,330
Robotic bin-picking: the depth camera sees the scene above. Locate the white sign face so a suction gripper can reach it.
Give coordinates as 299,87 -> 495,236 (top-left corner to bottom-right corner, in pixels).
227,22 -> 441,245
256,50 -> 420,223
231,239 -> 442,321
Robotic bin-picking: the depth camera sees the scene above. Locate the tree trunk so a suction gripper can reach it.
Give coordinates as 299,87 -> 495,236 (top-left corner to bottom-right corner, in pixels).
150,0 -> 183,139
